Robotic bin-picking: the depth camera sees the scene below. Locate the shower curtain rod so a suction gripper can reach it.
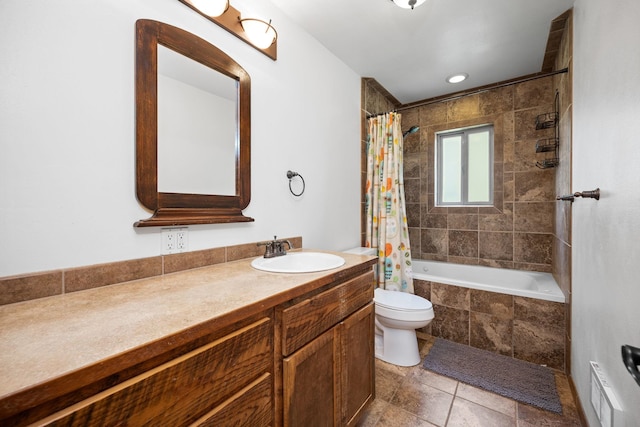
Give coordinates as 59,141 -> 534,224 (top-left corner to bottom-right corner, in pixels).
396,68 -> 569,112
365,68 -> 569,117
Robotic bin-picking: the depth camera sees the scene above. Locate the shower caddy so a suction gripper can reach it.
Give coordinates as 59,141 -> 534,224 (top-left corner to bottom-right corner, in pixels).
535,90 -> 560,169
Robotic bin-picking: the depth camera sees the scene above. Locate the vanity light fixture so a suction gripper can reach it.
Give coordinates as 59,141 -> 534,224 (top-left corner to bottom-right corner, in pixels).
447,73 -> 469,84
240,18 -> 277,49
178,0 -> 278,60
390,0 -> 427,10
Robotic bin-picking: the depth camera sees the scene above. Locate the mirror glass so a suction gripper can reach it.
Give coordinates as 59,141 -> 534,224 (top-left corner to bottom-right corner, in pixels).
157,45 -> 237,195
135,19 -> 253,227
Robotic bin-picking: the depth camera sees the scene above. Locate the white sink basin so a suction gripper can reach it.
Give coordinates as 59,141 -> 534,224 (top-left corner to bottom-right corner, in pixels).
251,252 -> 345,273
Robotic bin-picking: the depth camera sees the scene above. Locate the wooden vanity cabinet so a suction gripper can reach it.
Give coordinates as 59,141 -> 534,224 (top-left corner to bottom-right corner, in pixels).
280,271 -> 375,427
2,258 -> 376,427
31,317 -> 274,427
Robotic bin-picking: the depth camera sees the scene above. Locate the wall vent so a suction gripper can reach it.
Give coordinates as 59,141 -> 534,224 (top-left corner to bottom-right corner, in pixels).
590,361 -> 623,427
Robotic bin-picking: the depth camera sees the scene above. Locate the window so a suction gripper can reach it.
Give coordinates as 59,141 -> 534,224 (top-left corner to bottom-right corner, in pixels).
436,124 -> 494,206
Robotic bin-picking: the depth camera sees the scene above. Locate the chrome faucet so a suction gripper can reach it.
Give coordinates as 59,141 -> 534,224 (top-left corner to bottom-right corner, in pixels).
257,236 -> 293,258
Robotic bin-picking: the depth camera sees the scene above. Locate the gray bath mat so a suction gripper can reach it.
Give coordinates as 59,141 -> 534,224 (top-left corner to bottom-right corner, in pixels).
422,338 -> 562,413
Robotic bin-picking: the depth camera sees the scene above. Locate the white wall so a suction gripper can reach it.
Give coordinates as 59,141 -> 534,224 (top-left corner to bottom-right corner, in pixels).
573,0 -> 640,424
0,0 -> 362,277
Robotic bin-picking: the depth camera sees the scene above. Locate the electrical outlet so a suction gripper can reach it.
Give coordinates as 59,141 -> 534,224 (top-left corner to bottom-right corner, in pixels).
161,228 -> 188,254
175,228 -> 188,251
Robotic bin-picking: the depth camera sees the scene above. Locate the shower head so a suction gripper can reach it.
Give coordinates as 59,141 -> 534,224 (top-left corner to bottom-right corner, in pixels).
403,126 -> 419,138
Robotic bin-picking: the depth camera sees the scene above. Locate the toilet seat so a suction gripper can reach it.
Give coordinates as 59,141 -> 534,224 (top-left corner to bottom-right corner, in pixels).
374,288 -> 433,312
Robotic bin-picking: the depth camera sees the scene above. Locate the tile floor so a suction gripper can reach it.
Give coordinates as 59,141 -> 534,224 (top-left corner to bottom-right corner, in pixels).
357,337 -> 583,427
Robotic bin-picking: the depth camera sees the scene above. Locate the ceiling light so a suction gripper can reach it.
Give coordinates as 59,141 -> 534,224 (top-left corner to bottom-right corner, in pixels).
390,0 -> 427,10
240,18 -> 278,49
189,0 -> 229,17
447,73 -> 469,84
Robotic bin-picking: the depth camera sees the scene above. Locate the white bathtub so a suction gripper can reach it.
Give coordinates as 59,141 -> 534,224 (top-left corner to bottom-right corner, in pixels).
411,259 -> 565,303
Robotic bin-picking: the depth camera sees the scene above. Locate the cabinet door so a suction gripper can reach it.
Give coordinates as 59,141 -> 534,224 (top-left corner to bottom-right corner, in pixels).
340,303 -> 375,427
283,328 -> 339,427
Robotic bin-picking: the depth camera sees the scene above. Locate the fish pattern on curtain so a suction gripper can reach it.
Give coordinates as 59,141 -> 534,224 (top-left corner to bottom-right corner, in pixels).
365,112 -> 414,293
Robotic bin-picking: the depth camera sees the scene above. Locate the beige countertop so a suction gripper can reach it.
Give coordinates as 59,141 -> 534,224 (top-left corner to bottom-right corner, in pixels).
0,250 -> 375,402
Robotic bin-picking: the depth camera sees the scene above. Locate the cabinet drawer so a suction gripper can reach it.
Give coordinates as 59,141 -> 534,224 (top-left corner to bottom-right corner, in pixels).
38,317 -> 273,426
191,373 -> 273,427
281,271 -> 373,356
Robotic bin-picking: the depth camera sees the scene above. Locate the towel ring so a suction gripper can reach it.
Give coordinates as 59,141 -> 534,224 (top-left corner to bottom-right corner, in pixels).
286,170 -> 305,197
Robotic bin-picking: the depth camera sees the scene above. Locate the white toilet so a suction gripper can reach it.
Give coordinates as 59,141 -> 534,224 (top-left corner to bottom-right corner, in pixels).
342,247 -> 435,367
374,288 -> 434,366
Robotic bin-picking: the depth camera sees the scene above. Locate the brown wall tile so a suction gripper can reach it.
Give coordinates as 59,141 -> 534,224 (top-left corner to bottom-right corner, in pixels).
407,203 -> 421,228
448,95 -> 480,122
404,153 -> 421,178
513,319 -> 565,370
514,296 -> 564,326
513,202 -> 554,233
514,233 -> 553,265
419,102 -> 448,125
404,178 -> 421,204
479,85 -> 514,115
478,231 -> 513,261
448,230 -> 478,258
431,304 -> 470,345
421,228 -> 448,256
431,282 -> 470,310
163,247 -> 226,274
514,170 -> 555,201
448,214 -> 478,231
470,289 -> 514,319
0,271 -> 63,305
514,77 -> 554,110
413,278 -> 431,300
470,311 -> 513,356
65,257 -> 163,293
479,203 -> 513,232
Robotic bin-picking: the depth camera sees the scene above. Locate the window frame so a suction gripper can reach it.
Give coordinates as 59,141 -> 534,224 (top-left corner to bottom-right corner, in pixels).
435,124 -> 494,207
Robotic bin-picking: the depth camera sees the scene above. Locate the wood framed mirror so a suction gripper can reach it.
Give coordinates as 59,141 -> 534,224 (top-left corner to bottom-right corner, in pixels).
134,19 -> 253,227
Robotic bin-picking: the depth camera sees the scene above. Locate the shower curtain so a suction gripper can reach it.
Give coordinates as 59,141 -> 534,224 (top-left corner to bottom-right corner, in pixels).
365,112 -> 414,293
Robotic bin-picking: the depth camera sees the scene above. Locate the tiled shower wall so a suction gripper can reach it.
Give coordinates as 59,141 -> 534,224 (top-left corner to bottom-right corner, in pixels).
362,76 -> 559,272
401,78 -> 557,271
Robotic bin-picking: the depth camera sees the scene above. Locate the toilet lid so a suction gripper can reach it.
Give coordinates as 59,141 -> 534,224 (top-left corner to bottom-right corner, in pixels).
374,288 -> 433,311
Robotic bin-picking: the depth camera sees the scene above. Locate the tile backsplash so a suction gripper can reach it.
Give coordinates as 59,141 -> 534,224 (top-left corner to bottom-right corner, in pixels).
0,237 -> 303,306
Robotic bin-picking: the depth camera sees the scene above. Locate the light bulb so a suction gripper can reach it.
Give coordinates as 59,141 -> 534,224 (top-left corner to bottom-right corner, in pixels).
190,0 -> 229,17
240,19 -> 277,49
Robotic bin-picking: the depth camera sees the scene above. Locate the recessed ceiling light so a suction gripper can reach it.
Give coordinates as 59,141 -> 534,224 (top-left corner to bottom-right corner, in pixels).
447,73 -> 468,84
